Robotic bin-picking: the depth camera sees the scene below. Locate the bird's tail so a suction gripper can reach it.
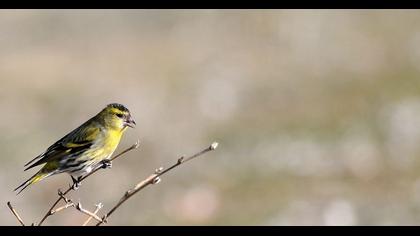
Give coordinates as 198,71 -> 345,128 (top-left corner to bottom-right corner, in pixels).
14,171 -> 50,195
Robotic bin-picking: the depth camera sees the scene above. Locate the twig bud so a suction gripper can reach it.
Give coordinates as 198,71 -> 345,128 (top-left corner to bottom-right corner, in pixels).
102,215 -> 108,224
155,167 -> 164,174
152,177 -> 161,184
133,140 -> 140,149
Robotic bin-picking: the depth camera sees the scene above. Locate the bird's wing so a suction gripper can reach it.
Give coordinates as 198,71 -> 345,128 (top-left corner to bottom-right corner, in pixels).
23,121 -> 101,171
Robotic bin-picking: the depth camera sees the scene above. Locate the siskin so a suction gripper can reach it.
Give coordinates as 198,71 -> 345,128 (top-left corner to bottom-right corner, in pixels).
14,103 -> 136,194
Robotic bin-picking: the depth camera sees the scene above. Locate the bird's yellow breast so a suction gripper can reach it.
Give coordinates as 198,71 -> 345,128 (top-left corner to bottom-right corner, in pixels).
88,127 -> 127,163
102,127 -> 126,157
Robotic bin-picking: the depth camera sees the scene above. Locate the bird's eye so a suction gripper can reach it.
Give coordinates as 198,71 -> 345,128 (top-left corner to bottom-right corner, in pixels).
116,113 -> 124,118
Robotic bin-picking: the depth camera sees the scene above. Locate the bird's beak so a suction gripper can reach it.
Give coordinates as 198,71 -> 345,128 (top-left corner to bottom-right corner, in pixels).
124,115 -> 136,128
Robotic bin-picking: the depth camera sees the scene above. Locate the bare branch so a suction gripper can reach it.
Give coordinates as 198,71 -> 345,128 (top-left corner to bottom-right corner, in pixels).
82,203 -> 103,226
57,189 -> 71,203
49,202 -> 75,215
75,202 -> 104,224
7,202 -> 25,226
47,198 -> 104,225
37,140 -> 140,226
96,142 -> 218,226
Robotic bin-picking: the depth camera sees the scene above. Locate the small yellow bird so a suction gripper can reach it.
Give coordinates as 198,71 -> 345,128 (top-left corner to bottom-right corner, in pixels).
14,103 -> 136,194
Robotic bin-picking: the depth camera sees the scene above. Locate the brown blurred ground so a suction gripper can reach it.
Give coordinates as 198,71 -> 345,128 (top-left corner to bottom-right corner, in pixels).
2,10 -> 420,225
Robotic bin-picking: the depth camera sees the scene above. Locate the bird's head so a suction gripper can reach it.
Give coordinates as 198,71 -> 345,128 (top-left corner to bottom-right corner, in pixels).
100,103 -> 136,130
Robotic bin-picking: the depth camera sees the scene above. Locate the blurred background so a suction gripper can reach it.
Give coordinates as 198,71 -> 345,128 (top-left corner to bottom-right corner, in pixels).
1,10 -> 420,225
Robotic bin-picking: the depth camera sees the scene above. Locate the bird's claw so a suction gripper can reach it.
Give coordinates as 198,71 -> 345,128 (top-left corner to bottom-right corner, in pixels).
101,159 -> 112,169
71,176 -> 82,190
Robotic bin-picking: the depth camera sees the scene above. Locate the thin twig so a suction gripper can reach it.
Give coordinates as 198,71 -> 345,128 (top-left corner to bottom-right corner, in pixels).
75,202 -> 104,223
96,142 -> 218,226
37,140 -> 140,226
48,199 -> 103,224
7,201 -> 25,226
82,203 -> 103,226
50,202 -> 75,215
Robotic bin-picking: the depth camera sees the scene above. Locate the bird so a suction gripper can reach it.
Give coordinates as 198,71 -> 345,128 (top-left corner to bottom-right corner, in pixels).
14,103 -> 136,195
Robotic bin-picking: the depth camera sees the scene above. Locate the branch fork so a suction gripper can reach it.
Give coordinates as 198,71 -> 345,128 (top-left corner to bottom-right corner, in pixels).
95,142 -> 219,226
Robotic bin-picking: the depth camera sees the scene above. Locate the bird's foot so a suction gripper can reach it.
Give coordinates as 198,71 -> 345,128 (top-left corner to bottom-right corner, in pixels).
101,159 -> 112,169
71,176 -> 82,190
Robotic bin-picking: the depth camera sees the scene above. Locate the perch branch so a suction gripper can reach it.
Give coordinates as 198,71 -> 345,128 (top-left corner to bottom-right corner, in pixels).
37,140 -> 140,226
7,201 -> 25,226
96,142 -> 218,226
